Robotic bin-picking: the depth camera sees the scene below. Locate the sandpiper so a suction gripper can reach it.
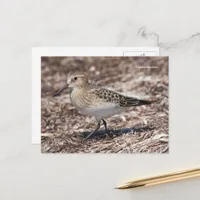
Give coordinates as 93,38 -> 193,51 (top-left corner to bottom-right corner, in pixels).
53,72 -> 152,139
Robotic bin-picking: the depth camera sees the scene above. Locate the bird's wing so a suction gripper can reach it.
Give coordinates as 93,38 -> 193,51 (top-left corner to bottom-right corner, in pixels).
90,87 -> 121,104
90,87 -> 152,107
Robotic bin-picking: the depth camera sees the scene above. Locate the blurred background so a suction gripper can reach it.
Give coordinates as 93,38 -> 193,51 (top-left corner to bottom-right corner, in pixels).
41,57 -> 168,153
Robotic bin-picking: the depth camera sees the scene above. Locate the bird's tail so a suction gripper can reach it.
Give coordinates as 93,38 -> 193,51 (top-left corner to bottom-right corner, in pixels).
136,99 -> 152,106
122,97 -> 154,107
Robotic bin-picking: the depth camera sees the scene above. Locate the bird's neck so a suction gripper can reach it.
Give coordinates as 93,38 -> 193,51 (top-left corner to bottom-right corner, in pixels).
75,83 -> 91,90
71,83 -> 90,94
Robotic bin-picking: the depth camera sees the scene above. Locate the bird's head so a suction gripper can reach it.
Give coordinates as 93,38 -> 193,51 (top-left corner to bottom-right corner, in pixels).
67,72 -> 89,88
53,71 -> 89,96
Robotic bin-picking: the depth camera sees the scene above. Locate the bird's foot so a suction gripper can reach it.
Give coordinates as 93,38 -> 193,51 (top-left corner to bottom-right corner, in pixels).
84,128 -> 113,140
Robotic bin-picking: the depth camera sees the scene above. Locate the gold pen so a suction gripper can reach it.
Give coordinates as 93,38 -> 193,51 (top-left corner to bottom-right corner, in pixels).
116,167 -> 200,190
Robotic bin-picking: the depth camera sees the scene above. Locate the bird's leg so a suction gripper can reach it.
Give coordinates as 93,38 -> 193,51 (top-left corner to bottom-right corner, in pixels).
102,118 -> 108,131
85,120 -> 101,139
102,118 -> 112,138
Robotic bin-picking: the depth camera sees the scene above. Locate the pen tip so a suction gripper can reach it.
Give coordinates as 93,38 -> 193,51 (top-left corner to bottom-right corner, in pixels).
115,183 -> 145,190
115,185 -> 127,189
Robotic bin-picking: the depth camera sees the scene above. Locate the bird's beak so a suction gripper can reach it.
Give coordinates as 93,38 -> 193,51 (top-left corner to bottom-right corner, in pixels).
52,83 -> 68,96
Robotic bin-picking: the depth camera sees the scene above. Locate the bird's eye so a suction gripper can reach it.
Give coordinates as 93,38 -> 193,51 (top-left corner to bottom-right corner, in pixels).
74,77 -> 77,80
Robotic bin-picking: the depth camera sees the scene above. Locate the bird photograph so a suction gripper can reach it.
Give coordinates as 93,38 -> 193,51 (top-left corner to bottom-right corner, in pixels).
41,56 -> 168,153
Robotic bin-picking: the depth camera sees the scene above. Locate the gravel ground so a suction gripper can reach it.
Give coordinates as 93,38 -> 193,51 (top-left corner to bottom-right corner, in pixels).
41,56 -> 169,153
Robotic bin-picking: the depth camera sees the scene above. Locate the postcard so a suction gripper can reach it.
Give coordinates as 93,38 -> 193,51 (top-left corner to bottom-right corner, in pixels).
37,51 -> 168,153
